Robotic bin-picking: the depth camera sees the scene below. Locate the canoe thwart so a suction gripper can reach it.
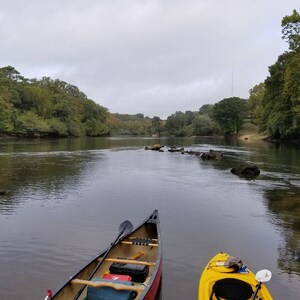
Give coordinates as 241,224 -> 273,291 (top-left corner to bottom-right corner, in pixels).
71,278 -> 145,292
121,241 -> 158,247
129,237 -> 159,242
122,237 -> 159,247
98,257 -> 156,266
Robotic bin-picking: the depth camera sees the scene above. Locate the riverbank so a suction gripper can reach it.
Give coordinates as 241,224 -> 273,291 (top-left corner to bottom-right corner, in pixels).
238,132 -> 269,141
238,121 -> 268,141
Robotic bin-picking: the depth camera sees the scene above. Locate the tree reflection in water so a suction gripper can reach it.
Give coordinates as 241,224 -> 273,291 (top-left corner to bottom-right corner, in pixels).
265,188 -> 300,275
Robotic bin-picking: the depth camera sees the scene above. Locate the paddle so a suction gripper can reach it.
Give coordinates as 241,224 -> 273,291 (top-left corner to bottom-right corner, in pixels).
72,220 -> 133,300
251,269 -> 272,300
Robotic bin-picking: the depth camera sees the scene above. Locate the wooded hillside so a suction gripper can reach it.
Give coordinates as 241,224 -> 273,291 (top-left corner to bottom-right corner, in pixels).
0,66 -> 110,137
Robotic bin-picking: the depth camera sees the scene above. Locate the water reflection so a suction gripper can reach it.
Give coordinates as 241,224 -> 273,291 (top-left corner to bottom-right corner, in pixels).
0,149 -> 105,214
168,139 -> 300,279
265,189 -> 300,275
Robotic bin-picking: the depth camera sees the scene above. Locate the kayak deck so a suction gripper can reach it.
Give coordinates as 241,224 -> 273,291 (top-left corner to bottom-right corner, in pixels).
199,252 -> 273,300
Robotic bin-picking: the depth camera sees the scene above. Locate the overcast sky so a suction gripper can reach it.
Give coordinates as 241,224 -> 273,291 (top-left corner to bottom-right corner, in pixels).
0,1 -> 298,118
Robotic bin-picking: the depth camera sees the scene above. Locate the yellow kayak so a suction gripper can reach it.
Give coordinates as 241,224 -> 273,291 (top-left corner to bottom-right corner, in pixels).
199,252 -> 273,300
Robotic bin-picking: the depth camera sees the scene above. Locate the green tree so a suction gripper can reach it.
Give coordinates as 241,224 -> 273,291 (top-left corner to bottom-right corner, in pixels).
282,9 -> 300,51
213,97 -> 249,136
0,96 -> 14,133
199,104 -> 214,117
14,111 -> 50,137
21,86 -> 51,117
0,66 -> 23,106
184,111 -> 196,125
193,114 -> 219,136
165,111 -> 186,136
283,51 -> 300,135
84,119 -> 109,136
108,113 -> 152,136
250,10 -> 300,139
0,66 -> 111,138
263,52 -> 296,138
47,118 -> 68,137
248,83 -> 265,129
0,65 -> 25,82
151,116 -> 163,135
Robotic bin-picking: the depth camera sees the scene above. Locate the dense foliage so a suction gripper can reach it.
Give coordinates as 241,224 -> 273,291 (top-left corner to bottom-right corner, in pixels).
249,9 -> 300,139
164,98 -> 248,137
0,68 -> 165,138
213,97 -> 249,136
0,66 -> 110,137
109,113 -> 164,136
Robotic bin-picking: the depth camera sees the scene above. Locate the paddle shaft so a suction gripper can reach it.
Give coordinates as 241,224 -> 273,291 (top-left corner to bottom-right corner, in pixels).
72,226 -> 130,300
251,282 -> 262,300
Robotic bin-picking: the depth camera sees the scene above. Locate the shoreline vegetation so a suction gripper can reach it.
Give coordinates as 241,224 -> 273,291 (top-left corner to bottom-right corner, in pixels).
0,10 -> 299,142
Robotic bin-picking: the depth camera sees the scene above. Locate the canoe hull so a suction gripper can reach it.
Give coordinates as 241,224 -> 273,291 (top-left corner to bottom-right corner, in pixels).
143,258 -> 162,300
49,210 -> 162,300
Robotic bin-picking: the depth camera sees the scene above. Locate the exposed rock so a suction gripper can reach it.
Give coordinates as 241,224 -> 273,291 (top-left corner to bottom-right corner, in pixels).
185,150 -> 202,156
231,163 -> 260,177
168,146 -> 184,153
145,144 -> 164,151
201,149 -> 224,160
0,189 -> 9,195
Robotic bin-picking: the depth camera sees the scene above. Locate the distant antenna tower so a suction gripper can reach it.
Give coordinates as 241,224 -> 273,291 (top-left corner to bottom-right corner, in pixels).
231,68 -> 234,97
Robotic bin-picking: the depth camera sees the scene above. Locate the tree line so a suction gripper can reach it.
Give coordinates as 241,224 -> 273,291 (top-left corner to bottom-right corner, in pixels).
0,66 -> 249,138
164,97 -> 248,137
249,9 -> 300,140
0,67 -> 110,137
0,10 -> 299,139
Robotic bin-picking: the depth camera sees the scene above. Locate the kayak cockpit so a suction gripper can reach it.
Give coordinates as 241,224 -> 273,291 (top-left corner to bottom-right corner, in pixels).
210,278 -> 253,300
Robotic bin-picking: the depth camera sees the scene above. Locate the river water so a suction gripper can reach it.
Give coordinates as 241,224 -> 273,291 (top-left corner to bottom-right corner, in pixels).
0,137 -> 299,299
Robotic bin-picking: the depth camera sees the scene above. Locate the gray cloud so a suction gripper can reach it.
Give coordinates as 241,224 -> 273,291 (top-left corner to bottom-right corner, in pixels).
0,0 -> 297,118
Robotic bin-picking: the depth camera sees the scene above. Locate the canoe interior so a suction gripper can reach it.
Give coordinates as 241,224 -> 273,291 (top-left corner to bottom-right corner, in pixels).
51,211 -> 161,300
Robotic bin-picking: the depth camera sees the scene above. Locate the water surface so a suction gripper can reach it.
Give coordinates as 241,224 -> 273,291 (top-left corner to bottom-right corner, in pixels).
0,137 -> 299,299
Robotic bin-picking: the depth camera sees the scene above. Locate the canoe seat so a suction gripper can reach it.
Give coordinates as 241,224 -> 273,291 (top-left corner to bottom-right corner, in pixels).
210,278 -> 253,300
97,257 -> 156,266
87,278 -> 137,300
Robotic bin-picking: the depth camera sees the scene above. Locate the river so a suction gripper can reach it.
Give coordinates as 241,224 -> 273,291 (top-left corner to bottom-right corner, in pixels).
0,137 -> 299,299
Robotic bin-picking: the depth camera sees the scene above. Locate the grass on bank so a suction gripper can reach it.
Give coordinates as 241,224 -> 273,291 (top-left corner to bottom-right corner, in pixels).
238,120 -> 268,140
